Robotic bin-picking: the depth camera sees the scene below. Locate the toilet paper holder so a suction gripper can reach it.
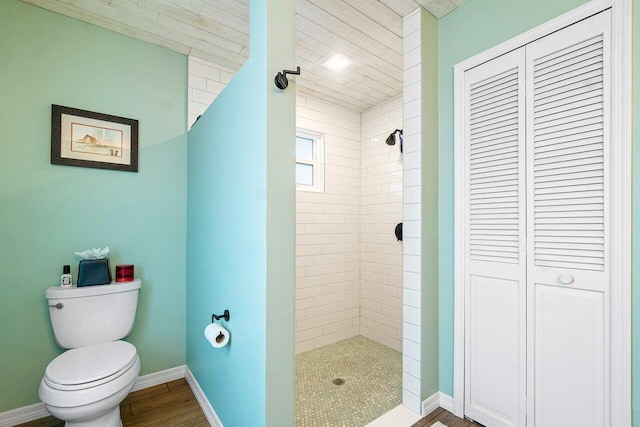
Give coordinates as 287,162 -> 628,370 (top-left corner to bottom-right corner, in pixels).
211,310 -> 230,323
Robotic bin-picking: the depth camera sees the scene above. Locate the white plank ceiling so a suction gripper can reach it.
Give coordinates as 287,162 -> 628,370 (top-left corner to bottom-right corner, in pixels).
20,0 -> 463,112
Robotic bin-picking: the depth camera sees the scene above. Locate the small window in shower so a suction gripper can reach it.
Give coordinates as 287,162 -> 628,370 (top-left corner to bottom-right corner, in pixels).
295,129 -> 324,192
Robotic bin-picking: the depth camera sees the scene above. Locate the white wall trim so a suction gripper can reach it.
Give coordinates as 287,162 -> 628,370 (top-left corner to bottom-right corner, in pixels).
0,401 -> 50,426
421,392 -> 441,416
185,366 -> 223,427
452,58 -> 466,418
439,392 -> 455,413
131,365 -> 186,392
608,0 -> 633,425
419,392 -> 455,417
452,0 -> 632,424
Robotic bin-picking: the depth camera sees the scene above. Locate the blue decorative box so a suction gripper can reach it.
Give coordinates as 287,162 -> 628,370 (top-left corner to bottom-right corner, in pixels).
77,259 -> 112,287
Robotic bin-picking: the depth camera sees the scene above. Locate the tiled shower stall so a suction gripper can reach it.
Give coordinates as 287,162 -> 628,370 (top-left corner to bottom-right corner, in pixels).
188,56 -> 404,356
294,94 -> 403,354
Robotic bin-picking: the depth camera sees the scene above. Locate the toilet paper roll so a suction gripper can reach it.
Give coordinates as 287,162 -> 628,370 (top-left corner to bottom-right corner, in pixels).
204,323 -> 230,348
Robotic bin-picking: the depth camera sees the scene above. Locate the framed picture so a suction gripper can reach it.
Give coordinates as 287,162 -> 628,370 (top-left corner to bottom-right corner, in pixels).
51,104 -> 138,172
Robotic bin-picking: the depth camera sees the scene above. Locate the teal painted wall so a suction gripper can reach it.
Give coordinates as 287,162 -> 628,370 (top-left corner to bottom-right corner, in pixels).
186,0 -> 295,425
186,60 -> 267,426
437,0 -> 639,421
0,0 -> 187,412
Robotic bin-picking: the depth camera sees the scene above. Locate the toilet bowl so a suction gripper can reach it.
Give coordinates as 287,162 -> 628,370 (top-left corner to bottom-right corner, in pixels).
39,280 -> 142,427
39,341 -> 141,427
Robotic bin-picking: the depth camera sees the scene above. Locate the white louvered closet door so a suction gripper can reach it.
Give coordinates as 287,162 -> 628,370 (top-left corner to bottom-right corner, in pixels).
463,48 -> 527,427
525,10 -> 611,427
462,9 -> 613,427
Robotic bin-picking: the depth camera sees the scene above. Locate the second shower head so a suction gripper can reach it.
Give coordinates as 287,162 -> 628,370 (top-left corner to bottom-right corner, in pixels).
386,129 -> 403,152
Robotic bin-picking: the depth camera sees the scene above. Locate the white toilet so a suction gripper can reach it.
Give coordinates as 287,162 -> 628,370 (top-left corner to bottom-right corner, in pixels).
39,279 -> 142,427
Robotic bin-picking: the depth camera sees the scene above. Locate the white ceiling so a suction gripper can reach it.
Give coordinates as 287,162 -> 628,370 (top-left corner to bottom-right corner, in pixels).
21,0 -> 463,112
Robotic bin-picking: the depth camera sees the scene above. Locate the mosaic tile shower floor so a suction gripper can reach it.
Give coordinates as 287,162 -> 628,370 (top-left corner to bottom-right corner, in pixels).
295,335 -> 402,427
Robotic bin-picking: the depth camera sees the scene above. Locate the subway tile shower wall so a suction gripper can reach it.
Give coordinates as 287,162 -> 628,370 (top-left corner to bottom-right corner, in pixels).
360,96 -> 404,352
187,56 -> 235,129
295,94 -> 362,354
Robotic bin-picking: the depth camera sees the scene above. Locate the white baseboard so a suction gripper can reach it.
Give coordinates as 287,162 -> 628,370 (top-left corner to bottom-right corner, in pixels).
185,366 -> 223,427
421,392 -> 441,416
0,365 -> 197,426
0,401 -> 49,427
132,365 -> 186,392
419,392 -> 455,418
439,392 -> 455,413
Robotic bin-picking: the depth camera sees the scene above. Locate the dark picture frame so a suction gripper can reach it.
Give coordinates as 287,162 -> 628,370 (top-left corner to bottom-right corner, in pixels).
51,104 -> 138,172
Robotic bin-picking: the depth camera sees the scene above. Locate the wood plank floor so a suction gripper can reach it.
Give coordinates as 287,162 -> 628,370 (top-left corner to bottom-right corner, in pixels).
413,407 -> 484,427
18,378 -> 476,427
15,379 -> 208,427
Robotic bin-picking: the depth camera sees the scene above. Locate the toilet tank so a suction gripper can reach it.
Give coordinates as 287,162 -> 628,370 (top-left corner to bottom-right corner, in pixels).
45,279 -> 141,349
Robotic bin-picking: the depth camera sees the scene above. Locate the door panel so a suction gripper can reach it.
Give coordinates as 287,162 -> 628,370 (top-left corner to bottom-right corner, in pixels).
466,274 -> 521,427
532,284 -> 605,427
526,10 -> 611,427
464,48 -> 527,427
529,29 -> 607,272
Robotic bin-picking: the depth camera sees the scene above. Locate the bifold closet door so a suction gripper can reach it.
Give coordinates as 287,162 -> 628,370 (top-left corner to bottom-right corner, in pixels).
463,9 -> 612,427
525,10 -> 611,427
463,48 -> 527,427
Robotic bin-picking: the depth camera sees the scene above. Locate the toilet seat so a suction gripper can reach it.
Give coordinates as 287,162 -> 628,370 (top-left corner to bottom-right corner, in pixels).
40,352 -> 140,411
44,341 -> 137,391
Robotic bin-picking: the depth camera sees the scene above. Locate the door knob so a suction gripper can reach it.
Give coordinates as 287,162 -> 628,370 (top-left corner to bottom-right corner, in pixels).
559,273 -> 574,285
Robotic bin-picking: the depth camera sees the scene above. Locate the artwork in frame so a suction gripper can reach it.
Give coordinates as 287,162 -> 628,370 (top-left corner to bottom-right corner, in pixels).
51,104 -> 138,172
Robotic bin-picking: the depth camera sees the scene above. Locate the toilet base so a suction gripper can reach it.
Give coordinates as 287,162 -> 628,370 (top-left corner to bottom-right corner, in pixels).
64,405 -> 121,427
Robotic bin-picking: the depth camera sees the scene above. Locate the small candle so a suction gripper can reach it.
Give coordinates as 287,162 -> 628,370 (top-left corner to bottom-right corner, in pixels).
115,264 -> 134,282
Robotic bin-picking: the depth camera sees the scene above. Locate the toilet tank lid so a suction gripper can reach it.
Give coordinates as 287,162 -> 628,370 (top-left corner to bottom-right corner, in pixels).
46,279 -> 141,299
45,341 -> 137,385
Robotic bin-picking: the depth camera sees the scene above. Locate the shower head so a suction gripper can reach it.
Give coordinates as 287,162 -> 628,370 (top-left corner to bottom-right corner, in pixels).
274,72 -> 289,89
386,129 -> 403,151
386,132 -> 396,146
274,66 -> 301,90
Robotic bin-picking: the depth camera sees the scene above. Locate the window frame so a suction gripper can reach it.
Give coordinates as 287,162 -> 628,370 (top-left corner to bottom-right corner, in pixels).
295,129 -> 324,192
